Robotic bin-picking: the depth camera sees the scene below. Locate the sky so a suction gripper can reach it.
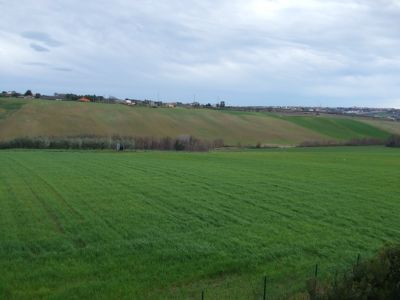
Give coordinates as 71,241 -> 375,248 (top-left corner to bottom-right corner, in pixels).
1,0 -> 400,107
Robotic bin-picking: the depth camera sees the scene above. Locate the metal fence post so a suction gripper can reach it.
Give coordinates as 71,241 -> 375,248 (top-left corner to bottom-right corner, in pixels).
334,270 -> 338,288
314,263 -> 319,296
263,275 -> 267,300
353,253 -> 361,274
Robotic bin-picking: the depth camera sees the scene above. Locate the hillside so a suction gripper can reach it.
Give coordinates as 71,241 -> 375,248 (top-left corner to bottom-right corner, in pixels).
0,98 -> 398,146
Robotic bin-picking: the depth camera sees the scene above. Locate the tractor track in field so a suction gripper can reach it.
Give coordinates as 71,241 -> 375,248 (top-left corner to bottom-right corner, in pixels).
0,173 -> 32,241
81,155 -> 350,232
26,182 -> 65,234
88,158 -> 256,225
7,161 -> 65,234
8,156 -> 83,220
49,157 -> 128,239
93,156 -> 350,231
77,158 -> 229,226
8,156 -> 125,244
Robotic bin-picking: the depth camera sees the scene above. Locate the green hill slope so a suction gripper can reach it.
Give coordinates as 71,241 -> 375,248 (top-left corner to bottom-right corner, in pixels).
276,115 -> 390,140
0,98 -> 398,145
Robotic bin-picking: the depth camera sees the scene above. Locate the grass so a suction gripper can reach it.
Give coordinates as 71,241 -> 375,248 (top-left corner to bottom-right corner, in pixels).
0,98 -> 399,145
1,147 -> 400,299
0,99 -> 27,120
277,115 -> 390,140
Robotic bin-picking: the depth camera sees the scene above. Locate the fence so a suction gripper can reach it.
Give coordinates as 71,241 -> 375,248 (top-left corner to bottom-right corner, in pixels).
188,254 -> 364,300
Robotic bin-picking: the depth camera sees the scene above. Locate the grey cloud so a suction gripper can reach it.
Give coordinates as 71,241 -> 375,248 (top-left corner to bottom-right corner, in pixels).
21,31 -> 63,47
24,62 -> 49,66
23,62 -> 72,72
53,67 -> 73,72
30,43 -> 50,52
0,1 -> 400,107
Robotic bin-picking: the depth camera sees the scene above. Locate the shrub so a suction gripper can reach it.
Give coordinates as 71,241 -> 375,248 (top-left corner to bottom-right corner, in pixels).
0,135 -> 224,152
386,135 -> 400,147
308,244 -> 400,300
299,138 -> 384,148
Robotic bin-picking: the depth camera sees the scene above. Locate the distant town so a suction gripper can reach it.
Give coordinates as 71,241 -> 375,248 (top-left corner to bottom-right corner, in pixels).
1,89 -> 400,121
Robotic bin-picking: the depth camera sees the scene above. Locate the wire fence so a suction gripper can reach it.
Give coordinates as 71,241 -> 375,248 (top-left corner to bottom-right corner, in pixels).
186,254 -> 363,300
194,276 -> 309,300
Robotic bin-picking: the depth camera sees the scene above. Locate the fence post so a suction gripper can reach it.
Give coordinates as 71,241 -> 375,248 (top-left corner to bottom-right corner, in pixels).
353,253 -> 360,274
334,270 -> 338,288
314,263 -> 319,296
263,275 -> 267,300
201,290 -> 204,300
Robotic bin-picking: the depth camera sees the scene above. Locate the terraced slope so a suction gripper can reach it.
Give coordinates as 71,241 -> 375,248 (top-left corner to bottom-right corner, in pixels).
0,98 -> 398,145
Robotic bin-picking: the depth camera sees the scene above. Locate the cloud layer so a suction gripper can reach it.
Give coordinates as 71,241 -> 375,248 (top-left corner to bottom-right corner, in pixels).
1,0 -> 400,107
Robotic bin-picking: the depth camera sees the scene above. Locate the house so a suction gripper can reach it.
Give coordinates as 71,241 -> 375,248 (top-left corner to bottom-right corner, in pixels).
78,97 -> 91,103
40,95 -> 58,100
54,93 -> 67,99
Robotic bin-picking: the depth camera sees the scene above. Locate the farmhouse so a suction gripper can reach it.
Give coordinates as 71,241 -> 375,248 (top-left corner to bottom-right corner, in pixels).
124,100 -> 136,105
78,97 -> 91,103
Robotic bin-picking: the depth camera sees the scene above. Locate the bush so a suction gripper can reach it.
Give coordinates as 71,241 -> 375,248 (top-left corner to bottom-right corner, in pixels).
308,245 -> 400,300
0,135 -> 224,152
386,135 -> 400,147
299,138 -> 385,148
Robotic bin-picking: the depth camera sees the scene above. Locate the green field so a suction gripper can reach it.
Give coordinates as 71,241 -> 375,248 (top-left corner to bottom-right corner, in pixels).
1,147 -> 400,299
275,115 -> 391,140
0,98 -> 398,146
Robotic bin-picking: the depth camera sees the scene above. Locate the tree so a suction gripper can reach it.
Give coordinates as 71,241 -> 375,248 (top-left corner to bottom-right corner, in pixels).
34,93 -> 41,99
11,91 -> 20,97
65,94 -> 79,101
24,90 -> 33,97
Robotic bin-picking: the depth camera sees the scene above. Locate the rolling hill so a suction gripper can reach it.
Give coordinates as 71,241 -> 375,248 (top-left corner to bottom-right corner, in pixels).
0,98 -> 398,146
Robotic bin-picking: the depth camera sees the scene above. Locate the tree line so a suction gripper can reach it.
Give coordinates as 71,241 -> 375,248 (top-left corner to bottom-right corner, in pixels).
299,135 -> 400,148
0,135 -> 224,151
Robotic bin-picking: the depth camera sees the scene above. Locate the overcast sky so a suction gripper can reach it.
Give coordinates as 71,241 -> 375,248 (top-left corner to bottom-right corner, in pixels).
1,0 -> 400,107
